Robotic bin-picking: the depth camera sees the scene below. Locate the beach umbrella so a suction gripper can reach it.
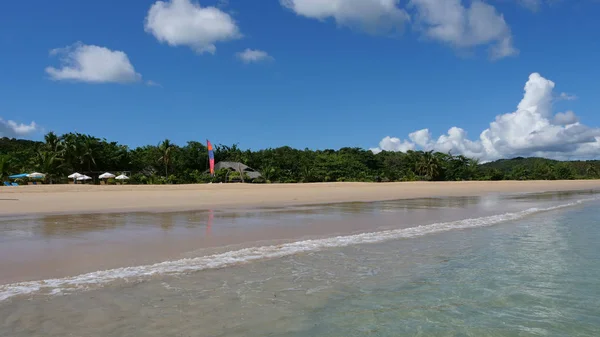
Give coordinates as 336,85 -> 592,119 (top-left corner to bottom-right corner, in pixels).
27,172 -> 46,179
68,172 -> 83,179
76,175 -> 92,181
115,174 -> 129,180
99,172 -> 116,179
8,173 -> 29,179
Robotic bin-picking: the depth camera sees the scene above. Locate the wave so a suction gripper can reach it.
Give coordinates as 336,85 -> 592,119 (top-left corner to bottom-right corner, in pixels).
0,198 -> 594,302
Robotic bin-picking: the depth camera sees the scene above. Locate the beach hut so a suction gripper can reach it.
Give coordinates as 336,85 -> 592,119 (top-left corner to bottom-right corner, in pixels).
208,162 -> 262,182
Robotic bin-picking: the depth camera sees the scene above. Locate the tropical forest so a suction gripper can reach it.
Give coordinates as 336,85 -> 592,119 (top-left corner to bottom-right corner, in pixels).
1,132 -> 599,184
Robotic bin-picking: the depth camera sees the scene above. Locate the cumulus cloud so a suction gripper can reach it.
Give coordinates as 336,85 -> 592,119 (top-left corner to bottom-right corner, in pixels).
236,49 -> 274,63
553,111 -> 578,125
45,43 -> 142,83
145,0 -> 241,54
371,73 -> 600,161
410,0 -> 518,59
370,136 -> 415,154
0,118 -> 38,138
280,0 -> 410,34
282,0 -> 517,59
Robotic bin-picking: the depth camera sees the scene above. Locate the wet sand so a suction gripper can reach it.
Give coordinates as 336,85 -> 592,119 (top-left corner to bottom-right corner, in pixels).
3,199 -> 600,337
0,191 -> 595,286
1,180 -> 600,216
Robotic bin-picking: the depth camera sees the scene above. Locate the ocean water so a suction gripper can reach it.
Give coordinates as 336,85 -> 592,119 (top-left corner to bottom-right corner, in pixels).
1,192 -> 599,336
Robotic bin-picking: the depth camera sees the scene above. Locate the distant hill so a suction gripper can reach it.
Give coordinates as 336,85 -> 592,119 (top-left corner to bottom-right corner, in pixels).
0,137 -> 42,154
481,157 -> 600,180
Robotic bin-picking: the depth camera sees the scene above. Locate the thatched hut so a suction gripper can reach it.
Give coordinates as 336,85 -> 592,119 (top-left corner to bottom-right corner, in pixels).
210,161 -> 262,182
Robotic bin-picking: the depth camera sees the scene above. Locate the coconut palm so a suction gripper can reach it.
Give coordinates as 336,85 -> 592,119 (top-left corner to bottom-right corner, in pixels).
31,150 -> 63,183
158,139 -> 174,177
44,132 -> 62,153
586,165 -> 599,178
0,155 -> 12,181
81,136 -> 97,171
416,151 -> 441,180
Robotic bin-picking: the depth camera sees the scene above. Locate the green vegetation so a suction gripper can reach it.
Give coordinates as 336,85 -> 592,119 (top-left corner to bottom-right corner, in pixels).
1,133 -> 599,184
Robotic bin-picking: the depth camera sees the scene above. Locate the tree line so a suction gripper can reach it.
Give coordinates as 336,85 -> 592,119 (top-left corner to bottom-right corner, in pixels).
1,133 -> 599,184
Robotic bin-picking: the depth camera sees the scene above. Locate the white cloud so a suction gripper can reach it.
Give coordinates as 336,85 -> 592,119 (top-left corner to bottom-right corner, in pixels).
236,49 -> 274,63
518,0 -> 541,11
145,0 -> 241,54
146,80 -> 162,87
553,111 -> 578,125
371,72 -> 600,161
370,136 -> 415,154
0,118 -> 38,138
557,92 -> 577,101
282,0 -> 517,59
410,0 -> 518,59
280,0 -> 410,34
45,43 -> 142,83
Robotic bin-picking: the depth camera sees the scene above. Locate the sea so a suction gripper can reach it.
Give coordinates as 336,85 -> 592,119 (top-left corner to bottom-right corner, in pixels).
1,190 -> 599,336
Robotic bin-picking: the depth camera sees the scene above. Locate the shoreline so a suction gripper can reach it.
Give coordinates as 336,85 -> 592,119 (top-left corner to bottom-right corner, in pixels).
2,180 -> 600,217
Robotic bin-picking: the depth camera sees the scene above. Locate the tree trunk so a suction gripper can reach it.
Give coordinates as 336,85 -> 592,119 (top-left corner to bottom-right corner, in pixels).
238,164 -> 245,183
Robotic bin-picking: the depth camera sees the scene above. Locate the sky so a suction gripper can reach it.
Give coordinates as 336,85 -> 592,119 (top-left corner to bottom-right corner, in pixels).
1,0 -> 600,161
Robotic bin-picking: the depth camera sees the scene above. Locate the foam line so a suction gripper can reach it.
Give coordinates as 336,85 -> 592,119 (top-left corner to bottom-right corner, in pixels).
0,198 -> 593,302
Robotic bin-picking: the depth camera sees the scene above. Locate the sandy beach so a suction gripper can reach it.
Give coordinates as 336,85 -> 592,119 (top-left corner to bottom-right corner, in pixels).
1,180 -> 600,216
2,184 -> 600,336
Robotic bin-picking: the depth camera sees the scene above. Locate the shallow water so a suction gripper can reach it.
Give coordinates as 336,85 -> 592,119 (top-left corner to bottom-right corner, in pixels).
1,191 -> 599,336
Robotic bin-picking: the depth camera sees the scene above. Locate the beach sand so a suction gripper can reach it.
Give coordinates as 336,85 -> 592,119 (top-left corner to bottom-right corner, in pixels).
1,180 -> 600,216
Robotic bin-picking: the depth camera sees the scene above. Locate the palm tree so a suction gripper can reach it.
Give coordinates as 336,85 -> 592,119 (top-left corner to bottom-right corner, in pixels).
31,150 -> 63,183
416,151 -> 441,180
158,139 -> 174,177
586,165 -> 599,178
81,136 -> 97,171
60,133 -> 81,171
44,132 -> 62,153
0,155 -> 12,181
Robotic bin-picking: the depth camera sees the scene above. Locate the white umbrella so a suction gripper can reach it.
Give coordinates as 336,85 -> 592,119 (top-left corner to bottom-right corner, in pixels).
115,174 -> 129,180
99,172 -> 116,179
68,172 -> 83,179
76,175 -> 92,181
28,172 -> 46,179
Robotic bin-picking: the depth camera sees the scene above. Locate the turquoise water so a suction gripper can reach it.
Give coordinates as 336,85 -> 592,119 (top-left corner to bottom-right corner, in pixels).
1,195 -> 599,336
288,203 -> 600,336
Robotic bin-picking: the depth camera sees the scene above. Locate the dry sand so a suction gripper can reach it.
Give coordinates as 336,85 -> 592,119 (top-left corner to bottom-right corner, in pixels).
2,180 -> 600,217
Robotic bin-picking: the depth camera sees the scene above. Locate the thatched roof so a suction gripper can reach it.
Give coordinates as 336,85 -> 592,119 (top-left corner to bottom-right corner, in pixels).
212,161 -> 262,179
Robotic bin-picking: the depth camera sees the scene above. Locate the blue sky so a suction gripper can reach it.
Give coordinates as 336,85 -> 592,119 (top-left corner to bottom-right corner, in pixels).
1,0 -> 599,160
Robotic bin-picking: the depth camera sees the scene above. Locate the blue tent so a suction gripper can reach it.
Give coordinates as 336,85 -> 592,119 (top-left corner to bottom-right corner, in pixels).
8,173 -> 29,179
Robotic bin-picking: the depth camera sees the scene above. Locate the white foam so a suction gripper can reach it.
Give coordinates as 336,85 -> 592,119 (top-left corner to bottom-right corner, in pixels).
0,198 -> 593,302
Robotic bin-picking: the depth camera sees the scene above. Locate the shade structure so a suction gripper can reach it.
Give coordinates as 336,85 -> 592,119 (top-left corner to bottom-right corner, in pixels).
28,172 -> 46,179
8,173 -> 29,179
99,172 -> 115,179
68,172 -> 83,179
76,175 -> 92,181
115,174 -> 129,180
